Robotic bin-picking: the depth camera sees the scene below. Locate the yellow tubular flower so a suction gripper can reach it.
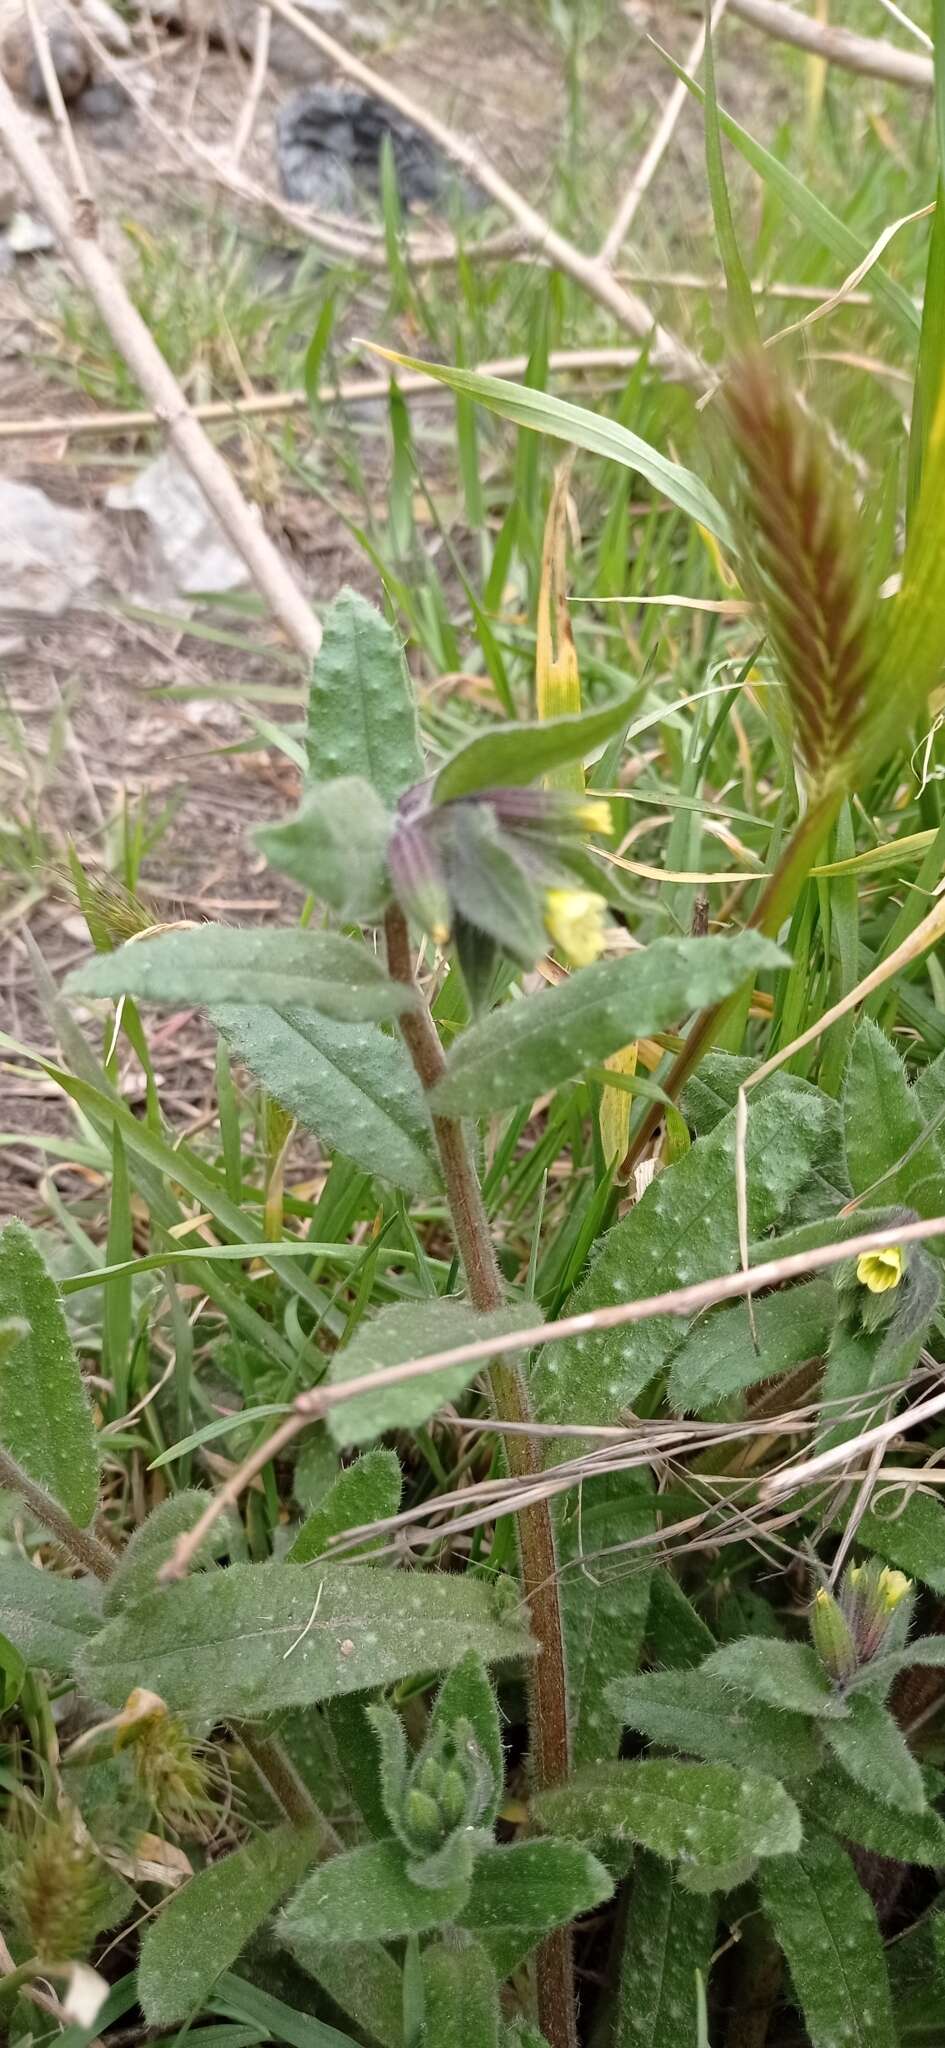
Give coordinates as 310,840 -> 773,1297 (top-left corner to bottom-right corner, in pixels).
877,1566 -> 911,1611
855,1246 -> 904,1293
577,799 -> 614,836
544,889 -> 607,967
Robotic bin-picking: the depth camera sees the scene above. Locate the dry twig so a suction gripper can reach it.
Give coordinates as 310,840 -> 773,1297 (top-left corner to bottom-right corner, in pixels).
728,0 -> 932,89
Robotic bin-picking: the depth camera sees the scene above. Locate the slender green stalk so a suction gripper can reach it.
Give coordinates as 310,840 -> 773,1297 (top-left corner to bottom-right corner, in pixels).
385,903 -> 577,2048
0,1446 -> 117,1582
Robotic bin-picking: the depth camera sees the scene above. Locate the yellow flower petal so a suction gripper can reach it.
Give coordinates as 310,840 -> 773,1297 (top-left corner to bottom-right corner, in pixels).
856,1247 -> 903,1293
544,889 -> 607,967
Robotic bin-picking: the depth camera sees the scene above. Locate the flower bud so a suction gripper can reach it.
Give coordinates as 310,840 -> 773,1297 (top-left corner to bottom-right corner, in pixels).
809,1586 -> 857,1683
403,1787 -> 444,1850
387,818 -> 452,945
842,1558 -> 913,1664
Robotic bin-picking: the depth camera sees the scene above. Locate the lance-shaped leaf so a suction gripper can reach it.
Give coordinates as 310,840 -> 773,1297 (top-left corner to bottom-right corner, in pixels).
432,690 -> 634,805
759,1831 -> 896,2048
76,1561 -> 532,1715
306,587 -> 423,807
212,1976 -> 364,2048
606,1669 -> 821,1779
288,1449 -> 402,1563
811,1763 -> 945,1863
557,1473 -> 654,1766
422,1941 -> 498,2048
832,1489 -> 945,1595
138,1822 -> 318,2026
0,1221 -> 98,1526
212,1005 -> 437,1198
842,1633 -> 945,1698
368,350 -> 732,544
843,1018 -> 945,1222
668,1276 -> 835,1415
0,1559 -> 103,1674
67,926 -> 410,1024
614,1852 -> 716,2048
823,1691 -> 925,1811
257,779 -> 392,925
279,1839 -> 467,1951
703,1638 -> 847,1718
327,1298 -> 537,1447
103,1490 -> 241,1614
533,1760 -> 801,1867
458,1840 -> 612,1932
433,933 -> 785,1118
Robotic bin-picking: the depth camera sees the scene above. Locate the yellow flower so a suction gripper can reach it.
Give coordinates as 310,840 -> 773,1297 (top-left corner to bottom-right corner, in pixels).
855,1246 -> 903,1293
576,799 -> 614,836
544,889 -> 607,967
877,1566 -> 911,1611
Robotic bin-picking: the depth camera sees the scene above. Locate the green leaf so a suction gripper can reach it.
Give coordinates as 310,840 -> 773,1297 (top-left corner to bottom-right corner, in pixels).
211,1005 -> 437,1198
0,1558 -> 103,1674
0,1629 -> 25,1708
443,804 -> 547,964
279,1839 -> 466,1950
138,1822 -> 318,2026
667,1276 -> 835,1415
421,1941 -> 498,2048
370,351 -> 732,545
823,1691 -> 926,1812
429,1652 -> 504,1827
327,1299 -> 536,1447
307,588 -> 423,807
288,1450 -> 402,1563
256,780 -> 393,925
557,1474 -> 654,1765
212,1973 -> 368,2048
703,1638 -> 846,1719
843,1633 -> 945,1697
458,1839 -> 612,1932
533,1075 -> 838,1422
0,1219 -> 98,1525
646,1570 -> 716,1669
533,1760 -> 801,1867
433,934 -> 785,1118
843,1019 -> 945,1219
433,691 -> 634,805
76,1561 -> 532,1715
606,1669 -> 821,1779
701,1 -> 757,352
103,1490 -> 239,1613
68,927 -> 411,1024
759,1831 -> 896,2048
810,1763 -> 945,1864
613,1852 -> 716,2048
834,1489 -> 945,1595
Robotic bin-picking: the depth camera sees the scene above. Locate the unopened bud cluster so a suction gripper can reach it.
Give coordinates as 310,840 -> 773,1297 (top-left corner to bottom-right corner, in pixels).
396,1715 -> 496,1861
388,779 -> 612,986
810,1557 -> 913,1687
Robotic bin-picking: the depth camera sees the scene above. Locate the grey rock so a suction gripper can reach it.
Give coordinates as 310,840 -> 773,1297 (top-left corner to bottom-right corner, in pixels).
276,85 -> 482,215
8,210 -> 56,253
106,450 -> 251,599
0,480 -> 105,616
77,79 -> 130,119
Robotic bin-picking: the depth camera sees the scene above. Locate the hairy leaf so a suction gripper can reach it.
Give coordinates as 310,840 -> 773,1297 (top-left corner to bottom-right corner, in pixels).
0,1219 -> 98,1525
557,1473 -> 654,1765
211,1005 -> 436,1198
280,1839 -> 466,1949
288,1450 -> 402,1563
458,1839 -> 612,1931
844,1019 -> 945,1220
811,1763 -> 945,1863
430,1652 -> 504,1826
703,1638 -> 846,1718
421,1940 -> 498,2048
0,1559 -> 103,1674
433,692 -> 634,804
606,1669 -> 821,1778
67,927 -> 409,1024
138,1823 -> 317,2025
433,933 -> 784,1118
823,1691 -> 926,1811
77,1562 -> 532,1714
212,1972 -> 371,2048
759,1831 -> 895,2048
614,1852 -> 716,2048
668,1277 -> 835,1415
533,1075 -> 837,1422
103,1490 -> 239,1613
835,1489 -> 945,1595
257,779 -> 392,925
533,1760 -> 801,1867
327,1298 -> 536,1446
307,588 -> 423,807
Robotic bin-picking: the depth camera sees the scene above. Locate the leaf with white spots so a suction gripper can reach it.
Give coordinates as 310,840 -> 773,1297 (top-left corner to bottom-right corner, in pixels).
760,1829 -> 896,2048
306,587 -> 424,807
533,1759 -> 801,1868
0,1220 -> 99,1526
606,1669 -> 821,1779
556,1473 -> 655,1765
0,1559 -> 103,1676
211,1005 -> 437,1197
702,1638 -> 848,1719
138,1823 -> 318,2026
76,1561 -> 533,1715
327,1299 -> 537,1447
823,1692 -> 926,1813
613,1852 -> 716,2048
66,927 -> 410,1023
533,1074 -> 838,1424
279,1839 -> 468,1951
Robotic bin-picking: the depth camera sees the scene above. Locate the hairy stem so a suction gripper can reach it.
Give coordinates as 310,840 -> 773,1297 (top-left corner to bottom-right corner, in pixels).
235,1723 -> 341,1849
623,785 -> 841,1173
0,1446 -> 117,1581
385,904 -> 576,2048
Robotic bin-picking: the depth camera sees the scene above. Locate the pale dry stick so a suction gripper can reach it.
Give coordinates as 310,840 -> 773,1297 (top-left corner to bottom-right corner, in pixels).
0,76 -> 322,659
765,200 -> 935,351
230,1 -> 271,168
257,0 -> 704,387
23,0 -> 92,222
762,1376 -> 945,1498
874,0 -> 932,49
728,0 -> 933,87
0,347 -> 642,443
828,1428 -> 890,1587
600,0 -> 729,266
733,888 -> 945,1290
617,268 -> 876,305
162,1210 -> 945,1583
